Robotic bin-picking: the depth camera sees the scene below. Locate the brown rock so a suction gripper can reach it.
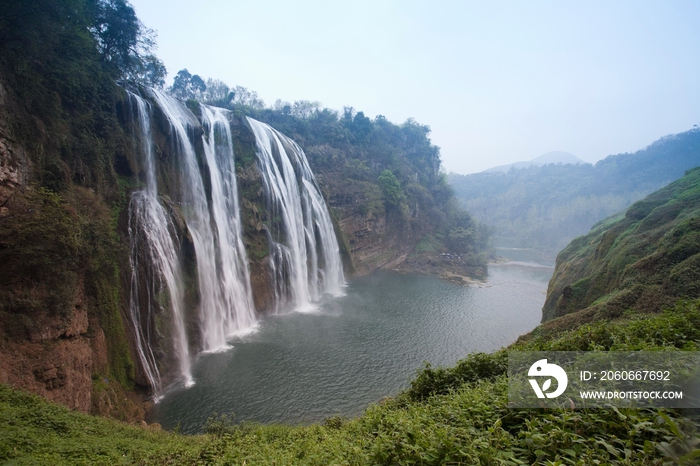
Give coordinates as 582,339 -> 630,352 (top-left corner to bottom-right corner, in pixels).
63,307 -> 88,338
89,318 -> 109,375
0,337 -> 92,412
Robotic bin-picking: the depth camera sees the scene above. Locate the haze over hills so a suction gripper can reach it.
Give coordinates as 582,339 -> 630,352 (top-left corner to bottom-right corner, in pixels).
482,151 -> 587,173
449,128 -> 700,257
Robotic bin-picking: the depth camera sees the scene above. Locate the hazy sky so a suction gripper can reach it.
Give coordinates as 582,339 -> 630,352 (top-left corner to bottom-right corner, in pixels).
129,0 -> 700,174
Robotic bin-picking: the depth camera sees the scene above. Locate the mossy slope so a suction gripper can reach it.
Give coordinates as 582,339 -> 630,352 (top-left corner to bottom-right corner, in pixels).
542,166 -> 700,322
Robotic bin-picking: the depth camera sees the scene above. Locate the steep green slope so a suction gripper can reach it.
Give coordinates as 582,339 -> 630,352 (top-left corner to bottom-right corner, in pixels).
542,167 -> 700,322
0,0 -> 156,418
448,129 -> 700,255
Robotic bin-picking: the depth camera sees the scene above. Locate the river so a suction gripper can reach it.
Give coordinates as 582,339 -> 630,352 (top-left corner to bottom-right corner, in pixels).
151,255 -> 552,433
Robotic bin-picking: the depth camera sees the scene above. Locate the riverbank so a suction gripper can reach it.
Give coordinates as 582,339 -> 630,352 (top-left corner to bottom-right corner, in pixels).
2,299 -> 698,465
392,252 -> 489,285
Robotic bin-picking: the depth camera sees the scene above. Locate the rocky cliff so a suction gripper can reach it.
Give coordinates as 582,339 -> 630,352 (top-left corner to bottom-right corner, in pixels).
0,46 -> 491,424
0,78 -> 148,420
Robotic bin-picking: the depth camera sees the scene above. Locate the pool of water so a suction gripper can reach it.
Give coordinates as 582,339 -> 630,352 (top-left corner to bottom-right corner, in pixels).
151,261 -> 552,433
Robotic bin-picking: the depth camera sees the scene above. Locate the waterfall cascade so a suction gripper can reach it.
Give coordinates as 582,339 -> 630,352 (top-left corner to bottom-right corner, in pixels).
148,89 -> 258,352
126,91 -> 193,395
126,90 -> 344,397
247,118 -> 345,312
199,105 -> 258,345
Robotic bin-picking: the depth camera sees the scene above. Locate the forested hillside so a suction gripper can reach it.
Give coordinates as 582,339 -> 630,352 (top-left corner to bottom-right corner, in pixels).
448,128 -> 700,256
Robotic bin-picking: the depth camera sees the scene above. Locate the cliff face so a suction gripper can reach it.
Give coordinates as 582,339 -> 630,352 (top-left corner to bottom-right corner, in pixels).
0,280 -> 91,411
542,167 -> 700,323
317,171 -> 488,280
0,80 -> 146,420
0,83 -> 30,208
339,208 -> 404,274
318,171 -> 410,275
0,80 -> 88,410
0,76 -> 489,417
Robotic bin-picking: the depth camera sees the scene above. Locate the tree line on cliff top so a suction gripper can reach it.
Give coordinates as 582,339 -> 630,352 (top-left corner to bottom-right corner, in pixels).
170,67 -> 493,263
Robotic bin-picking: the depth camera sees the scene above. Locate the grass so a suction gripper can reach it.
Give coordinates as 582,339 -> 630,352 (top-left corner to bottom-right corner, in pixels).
1,299 -> 699,465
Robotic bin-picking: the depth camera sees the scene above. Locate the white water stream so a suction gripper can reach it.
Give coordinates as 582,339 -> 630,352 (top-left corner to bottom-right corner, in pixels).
247,118 -> 345,312
126,91 -> 346,398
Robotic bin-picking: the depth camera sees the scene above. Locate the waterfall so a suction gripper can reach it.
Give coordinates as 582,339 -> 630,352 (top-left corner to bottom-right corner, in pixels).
126,91 -> 193,395
150,89 -> 257,352
247,118 -> 345,312
199,105 -> 257,344
126,88 -> 344,396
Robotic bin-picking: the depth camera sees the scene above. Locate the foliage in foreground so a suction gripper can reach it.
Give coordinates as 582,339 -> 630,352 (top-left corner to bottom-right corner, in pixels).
2,300 -> 699,465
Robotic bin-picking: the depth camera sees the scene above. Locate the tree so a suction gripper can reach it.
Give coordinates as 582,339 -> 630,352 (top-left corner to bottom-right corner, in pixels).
131,53 -> 166,88
352,111 -> 372,140
378,170 -> 403,206
231,85 -> 265,110
170,68 -> 206,100
203,78 -> 234,106
291,100 -> 321,119
90,0 -> 166,86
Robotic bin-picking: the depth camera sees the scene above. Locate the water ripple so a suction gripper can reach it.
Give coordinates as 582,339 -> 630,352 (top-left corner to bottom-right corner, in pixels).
152,263 -> 551,433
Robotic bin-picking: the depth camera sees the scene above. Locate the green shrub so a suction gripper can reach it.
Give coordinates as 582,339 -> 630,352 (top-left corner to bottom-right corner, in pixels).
406,351 -> 507,401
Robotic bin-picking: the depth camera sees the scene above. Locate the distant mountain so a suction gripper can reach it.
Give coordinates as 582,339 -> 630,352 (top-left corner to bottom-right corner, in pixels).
483,151 -> 586,173
448,128 -> 700,256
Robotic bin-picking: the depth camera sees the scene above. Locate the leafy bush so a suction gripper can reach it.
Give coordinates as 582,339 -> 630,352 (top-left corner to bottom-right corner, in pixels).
377,169 -> 403,207
405,351 -> 507,401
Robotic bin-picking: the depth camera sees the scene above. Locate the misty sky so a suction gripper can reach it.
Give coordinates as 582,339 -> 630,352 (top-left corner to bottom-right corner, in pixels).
129,0 -> 700,174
